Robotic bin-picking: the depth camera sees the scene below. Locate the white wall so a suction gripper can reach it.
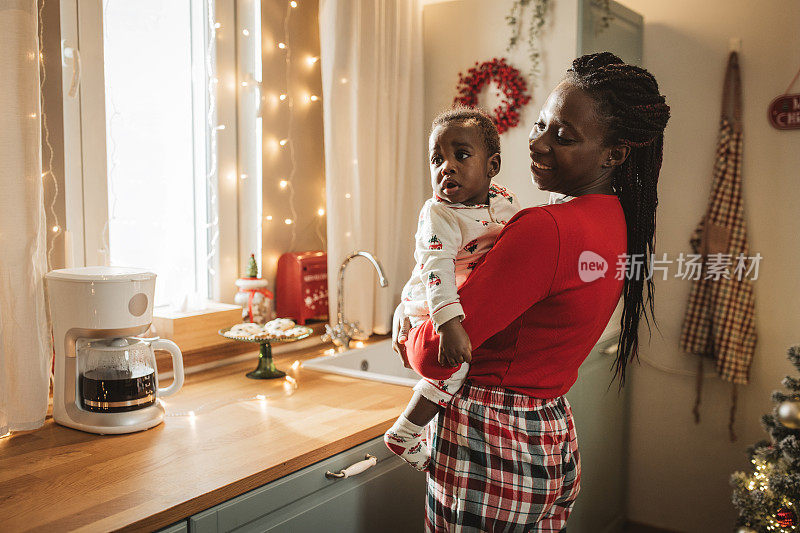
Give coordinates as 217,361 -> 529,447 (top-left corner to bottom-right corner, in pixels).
422,0 -> 579,208
615,1 -> 800,531
422,1 -> 800,531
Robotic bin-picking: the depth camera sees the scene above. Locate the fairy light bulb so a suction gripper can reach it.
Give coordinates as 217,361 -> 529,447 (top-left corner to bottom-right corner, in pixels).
240,173 -> 248,180
51,225 -> 60,233
279,93 -> 287,101
310,95 -> 319,102
284,218 -> 293,225
306,55 -> 319,66
214,22 -> 221,29
277,42 -> 286,49
279,139 -> 288,146
317,208 -> 325,216
241,81 -> 248,87
279,179 -> 288,189
290,1 -> 298,7
242,29 -> 250,36
345,193 -> 351,199
265,215 -> 273,221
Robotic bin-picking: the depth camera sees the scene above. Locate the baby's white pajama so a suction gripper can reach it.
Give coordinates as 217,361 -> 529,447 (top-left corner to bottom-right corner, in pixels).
400,182 -> 522,405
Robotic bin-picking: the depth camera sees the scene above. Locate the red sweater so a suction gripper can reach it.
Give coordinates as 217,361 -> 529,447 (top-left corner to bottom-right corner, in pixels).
405,194 -> 627,398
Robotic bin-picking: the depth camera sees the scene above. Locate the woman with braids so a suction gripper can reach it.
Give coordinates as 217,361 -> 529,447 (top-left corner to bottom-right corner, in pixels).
392,52 -> 670,531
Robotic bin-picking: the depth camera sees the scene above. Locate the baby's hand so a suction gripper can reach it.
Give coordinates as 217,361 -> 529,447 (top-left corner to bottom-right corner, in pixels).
437,318 -> 472,368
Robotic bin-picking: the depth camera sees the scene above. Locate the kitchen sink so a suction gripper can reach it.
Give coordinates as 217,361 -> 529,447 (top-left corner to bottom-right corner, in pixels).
302,340 -> 419,387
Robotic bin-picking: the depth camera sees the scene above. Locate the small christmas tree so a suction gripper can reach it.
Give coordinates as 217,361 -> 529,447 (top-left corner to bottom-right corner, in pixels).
731,345 -> 800,532
246,253 -> 259,278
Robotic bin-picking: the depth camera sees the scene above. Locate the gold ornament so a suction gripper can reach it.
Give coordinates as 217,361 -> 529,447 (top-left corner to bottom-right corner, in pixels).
777,399 -> 800,429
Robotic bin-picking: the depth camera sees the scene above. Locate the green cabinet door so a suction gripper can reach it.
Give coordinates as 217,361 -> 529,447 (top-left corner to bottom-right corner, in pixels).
578,0 -> 644,66
190,436 -> 426,533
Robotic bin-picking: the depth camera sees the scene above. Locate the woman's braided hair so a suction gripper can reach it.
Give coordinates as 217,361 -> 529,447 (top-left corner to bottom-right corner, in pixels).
566,52 -> 670,389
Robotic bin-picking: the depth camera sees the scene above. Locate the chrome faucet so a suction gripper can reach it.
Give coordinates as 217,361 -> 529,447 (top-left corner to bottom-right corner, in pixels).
323,251 -> 389,350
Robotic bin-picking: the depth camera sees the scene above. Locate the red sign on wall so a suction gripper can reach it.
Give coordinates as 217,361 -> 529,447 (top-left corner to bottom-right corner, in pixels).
768,93 -> 800,130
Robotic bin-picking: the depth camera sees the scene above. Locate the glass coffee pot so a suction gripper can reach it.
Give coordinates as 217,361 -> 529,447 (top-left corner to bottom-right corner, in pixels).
76,337 -> 184,413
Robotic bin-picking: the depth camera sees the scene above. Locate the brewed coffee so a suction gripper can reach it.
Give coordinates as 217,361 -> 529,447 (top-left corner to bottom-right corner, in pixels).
79,368 -> 156,413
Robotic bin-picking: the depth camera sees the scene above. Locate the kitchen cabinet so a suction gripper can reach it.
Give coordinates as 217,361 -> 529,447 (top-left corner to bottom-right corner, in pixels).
157,522 -> 189,533
566,335 -> 629,533
187,436 -> 426,533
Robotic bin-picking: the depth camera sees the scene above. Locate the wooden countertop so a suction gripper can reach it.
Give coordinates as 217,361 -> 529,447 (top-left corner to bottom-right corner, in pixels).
0,341 -> 413,532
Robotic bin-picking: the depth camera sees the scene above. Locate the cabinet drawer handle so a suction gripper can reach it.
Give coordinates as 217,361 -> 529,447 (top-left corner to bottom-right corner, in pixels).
325,454 -> 378,479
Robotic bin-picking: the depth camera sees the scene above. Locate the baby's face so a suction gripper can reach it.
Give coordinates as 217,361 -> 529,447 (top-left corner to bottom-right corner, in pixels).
428,121 -> 498,205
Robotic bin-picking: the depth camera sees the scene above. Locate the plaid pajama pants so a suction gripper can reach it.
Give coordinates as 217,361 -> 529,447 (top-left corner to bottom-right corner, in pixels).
425,382 -> 580,532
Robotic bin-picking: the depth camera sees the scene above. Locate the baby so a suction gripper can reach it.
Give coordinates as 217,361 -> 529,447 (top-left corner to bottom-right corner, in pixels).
384,107 -> 521,470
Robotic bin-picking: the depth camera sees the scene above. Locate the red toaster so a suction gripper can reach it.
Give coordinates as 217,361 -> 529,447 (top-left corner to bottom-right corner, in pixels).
275,251 -> 329,325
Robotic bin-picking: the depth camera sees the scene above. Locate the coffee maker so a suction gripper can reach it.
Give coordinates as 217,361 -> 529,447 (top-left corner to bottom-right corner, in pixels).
47,266 -> 184,434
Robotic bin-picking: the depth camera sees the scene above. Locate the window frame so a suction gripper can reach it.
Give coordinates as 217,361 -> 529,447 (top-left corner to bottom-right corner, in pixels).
58,0 -> 257,305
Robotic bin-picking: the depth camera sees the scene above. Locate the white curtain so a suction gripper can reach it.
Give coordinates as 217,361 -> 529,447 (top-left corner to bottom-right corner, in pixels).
319,0 -> 425,335
0,0 -> 52,435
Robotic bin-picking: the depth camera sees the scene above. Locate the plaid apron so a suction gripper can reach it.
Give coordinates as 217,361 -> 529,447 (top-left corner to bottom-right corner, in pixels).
678,51 -> 757,441
425,382 -> 580,532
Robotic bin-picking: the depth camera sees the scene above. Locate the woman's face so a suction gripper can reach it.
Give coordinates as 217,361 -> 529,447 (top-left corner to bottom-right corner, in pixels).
528,81 -> 620,196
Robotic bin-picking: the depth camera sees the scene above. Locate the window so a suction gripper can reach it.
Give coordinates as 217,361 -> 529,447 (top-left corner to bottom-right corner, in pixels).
59,0 -> 257,308
101,0 -> 209,307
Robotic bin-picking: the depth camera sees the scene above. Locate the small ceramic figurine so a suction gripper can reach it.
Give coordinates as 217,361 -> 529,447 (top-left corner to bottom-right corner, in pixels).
234,254 -> 275,324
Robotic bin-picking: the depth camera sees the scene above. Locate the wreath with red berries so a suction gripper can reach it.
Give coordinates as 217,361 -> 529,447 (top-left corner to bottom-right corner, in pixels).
453,57 -> 532,134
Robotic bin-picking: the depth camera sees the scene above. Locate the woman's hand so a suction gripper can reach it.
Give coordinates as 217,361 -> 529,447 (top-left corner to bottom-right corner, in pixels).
437,318 -> 472,367
392,303 -> 412,368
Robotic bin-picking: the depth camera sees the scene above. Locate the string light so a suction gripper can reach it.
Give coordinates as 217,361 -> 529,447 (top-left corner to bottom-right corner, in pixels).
242,29 -> 249,36
264,0 -> 324,252
265,215 -> 273,221
345,193 -> 351,199
205,1 -> 220,280
38,0 -> 61,272
317,208 -> 325,216
240,173 -> 248,180
52,225 -> 60,233
240,81 -> 248,87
